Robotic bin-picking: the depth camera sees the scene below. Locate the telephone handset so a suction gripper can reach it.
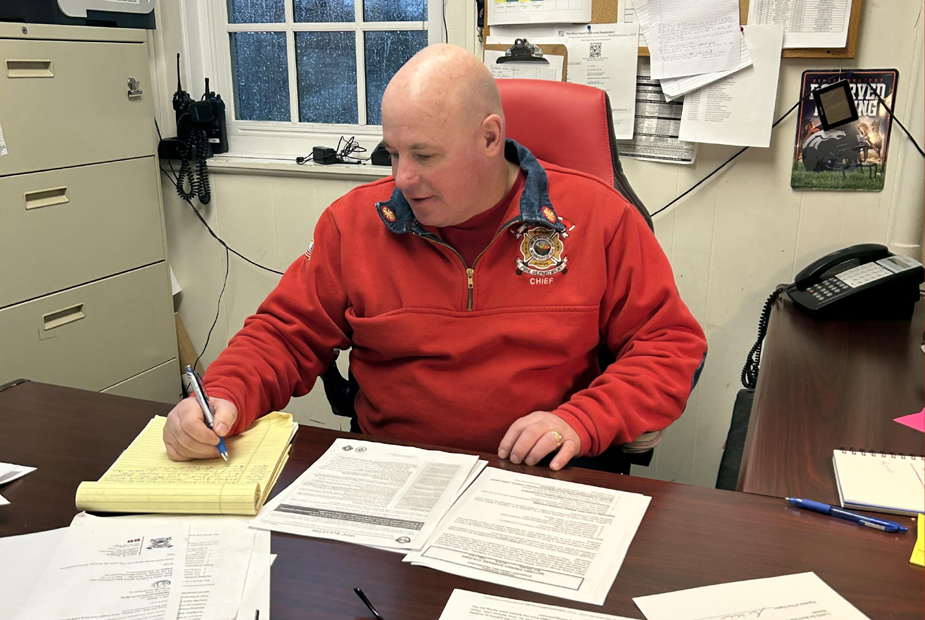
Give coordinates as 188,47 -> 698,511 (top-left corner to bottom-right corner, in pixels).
786,243 -> 923,319
743,243 -> 924,389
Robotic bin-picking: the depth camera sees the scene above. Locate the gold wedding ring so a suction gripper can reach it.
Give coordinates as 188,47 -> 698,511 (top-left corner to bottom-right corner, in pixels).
549,430 -> 563,448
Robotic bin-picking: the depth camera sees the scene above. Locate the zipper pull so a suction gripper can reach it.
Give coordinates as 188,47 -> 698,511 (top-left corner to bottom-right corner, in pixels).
466,268 -> 474,311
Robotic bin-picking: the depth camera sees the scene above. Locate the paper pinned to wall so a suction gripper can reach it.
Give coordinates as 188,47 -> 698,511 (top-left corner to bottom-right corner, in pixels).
633,0 -> 741,79
0,122 -> 7,157
487,0 -> 592,27
747,0 -> 852,49
678,25 -> 784,148
616,0 -> 647,47
660,32 -> 752,102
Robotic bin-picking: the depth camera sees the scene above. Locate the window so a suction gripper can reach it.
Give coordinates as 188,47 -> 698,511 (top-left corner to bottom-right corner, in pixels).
203,0 -> 445,156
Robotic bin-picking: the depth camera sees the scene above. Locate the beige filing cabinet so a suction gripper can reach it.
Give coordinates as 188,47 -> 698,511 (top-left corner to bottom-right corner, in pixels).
0,23 -> 180,403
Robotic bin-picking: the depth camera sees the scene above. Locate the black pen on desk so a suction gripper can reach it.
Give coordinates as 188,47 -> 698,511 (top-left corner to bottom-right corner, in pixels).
185,365 -> 229,462
354,587 -> 386,620
786,497 -> 908,533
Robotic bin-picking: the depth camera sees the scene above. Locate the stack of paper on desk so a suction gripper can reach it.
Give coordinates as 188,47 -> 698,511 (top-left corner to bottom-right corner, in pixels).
251,438 -> 486,552
2,513 -> 272,620
405,467 -> 650,605
76,412 -> 296,515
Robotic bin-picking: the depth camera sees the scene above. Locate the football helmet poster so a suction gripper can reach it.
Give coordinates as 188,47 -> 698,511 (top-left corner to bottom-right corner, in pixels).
791,69 -> 899,191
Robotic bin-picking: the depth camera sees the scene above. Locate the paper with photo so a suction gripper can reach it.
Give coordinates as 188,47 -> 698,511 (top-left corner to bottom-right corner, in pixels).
747,0 -> 852,49
404,467 -> 650,605
14,512 -> 189,620
678,25 -> 784,148
251,438 -> 482,551
485,50 -> 564,81
488,0 -> 591,27
439,590 -> 638,620
633,572 -> 871,620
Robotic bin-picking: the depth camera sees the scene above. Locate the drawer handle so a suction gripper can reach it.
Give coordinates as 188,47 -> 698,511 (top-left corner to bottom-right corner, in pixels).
43,304 -> 85,331
24,186 -> 69,210
6,59 -> 54,78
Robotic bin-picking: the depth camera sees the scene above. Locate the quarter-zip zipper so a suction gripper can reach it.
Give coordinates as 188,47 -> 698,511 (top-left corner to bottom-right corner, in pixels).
412,217 -> 520,312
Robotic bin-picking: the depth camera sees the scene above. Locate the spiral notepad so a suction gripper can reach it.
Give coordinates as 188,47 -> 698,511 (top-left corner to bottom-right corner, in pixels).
832,449 -> 925,517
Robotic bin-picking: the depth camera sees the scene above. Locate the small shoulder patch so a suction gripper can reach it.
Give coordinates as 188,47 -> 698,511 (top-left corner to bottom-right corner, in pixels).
304,239 -> 314,261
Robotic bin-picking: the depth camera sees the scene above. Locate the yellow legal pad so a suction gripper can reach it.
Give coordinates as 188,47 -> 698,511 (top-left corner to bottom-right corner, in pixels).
76,412 -> 295,516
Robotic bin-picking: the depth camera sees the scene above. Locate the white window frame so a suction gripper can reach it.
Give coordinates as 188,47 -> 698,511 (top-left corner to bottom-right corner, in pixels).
176,0 -> 464,159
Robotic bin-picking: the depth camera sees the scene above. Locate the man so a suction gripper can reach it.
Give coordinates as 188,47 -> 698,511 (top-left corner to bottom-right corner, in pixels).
163,45 -> 707,471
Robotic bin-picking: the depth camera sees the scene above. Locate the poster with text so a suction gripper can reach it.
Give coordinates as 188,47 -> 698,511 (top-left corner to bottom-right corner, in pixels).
791,69 -> 898,191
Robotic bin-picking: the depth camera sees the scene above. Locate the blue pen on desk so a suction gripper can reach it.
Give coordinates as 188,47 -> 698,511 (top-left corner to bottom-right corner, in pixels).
185,365 -> 229,462
786,497 -> 908,533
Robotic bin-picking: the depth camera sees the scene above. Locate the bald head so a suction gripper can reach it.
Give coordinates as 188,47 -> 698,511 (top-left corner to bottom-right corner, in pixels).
383,44 -> 504,130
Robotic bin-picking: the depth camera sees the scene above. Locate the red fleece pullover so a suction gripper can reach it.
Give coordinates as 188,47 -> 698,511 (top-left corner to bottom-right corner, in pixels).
204,161 -> 707,458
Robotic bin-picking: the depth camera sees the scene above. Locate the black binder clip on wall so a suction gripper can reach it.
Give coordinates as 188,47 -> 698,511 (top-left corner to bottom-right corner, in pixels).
496,39 -> 549,65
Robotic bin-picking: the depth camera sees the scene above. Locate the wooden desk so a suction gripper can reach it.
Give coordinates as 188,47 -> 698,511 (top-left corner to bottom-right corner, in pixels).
1,381 -> 921,619
739,297 -> 925,502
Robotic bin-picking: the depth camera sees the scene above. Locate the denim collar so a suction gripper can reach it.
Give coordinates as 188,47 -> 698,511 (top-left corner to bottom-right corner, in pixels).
375,139 -> 565,236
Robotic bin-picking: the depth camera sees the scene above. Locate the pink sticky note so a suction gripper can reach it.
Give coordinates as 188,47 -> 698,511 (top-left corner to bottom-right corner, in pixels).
894,409 -> 925,433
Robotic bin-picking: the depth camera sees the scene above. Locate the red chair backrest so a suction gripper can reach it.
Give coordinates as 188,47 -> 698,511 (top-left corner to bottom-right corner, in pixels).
497,79 -> 617,186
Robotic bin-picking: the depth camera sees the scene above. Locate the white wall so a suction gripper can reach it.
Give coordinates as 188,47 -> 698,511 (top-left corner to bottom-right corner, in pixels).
153,0 -> 925,487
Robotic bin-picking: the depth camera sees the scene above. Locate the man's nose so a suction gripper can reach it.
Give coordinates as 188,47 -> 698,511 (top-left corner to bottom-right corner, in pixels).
393,159 -> 419,190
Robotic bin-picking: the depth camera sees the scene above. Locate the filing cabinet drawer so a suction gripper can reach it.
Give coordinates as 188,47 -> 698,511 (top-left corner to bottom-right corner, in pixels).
0,157 -> 165,308
0,38 -> 153,176
0,262 -> 177,391
102,359 -> 181,404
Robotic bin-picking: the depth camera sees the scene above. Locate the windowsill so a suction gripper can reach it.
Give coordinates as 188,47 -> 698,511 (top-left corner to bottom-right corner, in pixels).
203,155 -> 393,181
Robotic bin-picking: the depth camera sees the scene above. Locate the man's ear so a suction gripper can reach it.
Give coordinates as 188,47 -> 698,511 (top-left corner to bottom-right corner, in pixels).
480,114 -> 505,156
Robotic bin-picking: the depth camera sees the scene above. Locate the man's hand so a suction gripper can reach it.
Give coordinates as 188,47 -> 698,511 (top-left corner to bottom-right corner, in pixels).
497,411 -> 581,471
163,396 -> 238,461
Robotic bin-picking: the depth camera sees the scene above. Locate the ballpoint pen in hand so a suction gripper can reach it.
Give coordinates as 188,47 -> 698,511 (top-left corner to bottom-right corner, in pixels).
354,587 -> 386,620
786,497 -> 908,533
185,365 -> 229,462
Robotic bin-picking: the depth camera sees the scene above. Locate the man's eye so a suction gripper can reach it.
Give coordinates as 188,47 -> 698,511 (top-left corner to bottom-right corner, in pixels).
416,153 -> 432,161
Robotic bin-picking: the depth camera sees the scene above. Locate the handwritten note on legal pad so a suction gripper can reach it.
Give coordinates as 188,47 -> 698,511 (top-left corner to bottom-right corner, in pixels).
833,449 -> 925,517
76,412 -> 294,515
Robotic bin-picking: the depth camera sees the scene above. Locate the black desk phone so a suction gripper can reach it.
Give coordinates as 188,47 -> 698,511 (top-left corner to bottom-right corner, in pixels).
786,243 -> 923,319
742,243 -> 923,389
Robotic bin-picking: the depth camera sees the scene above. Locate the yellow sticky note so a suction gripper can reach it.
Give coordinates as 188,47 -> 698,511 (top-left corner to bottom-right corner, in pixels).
76,412 -> 294,515
910,514 -> 924,567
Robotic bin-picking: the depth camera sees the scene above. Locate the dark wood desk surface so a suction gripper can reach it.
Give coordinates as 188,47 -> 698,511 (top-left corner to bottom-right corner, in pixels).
1,381 -> 922,619
739,297 -> 924,502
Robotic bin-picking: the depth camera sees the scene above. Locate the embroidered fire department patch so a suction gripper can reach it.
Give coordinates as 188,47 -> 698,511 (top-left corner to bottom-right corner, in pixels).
304,239 -> 314,261
382,206 -> 397,222
514,225 -> 568,276
541,206 -> 557,224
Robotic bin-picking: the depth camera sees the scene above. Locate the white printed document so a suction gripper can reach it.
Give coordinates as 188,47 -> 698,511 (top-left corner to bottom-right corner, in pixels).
678,25 -> 784,148
0,527 -> 69,619
404,467 -> 650,605
14,513 -> 189,620
747,0 -> 852,49
0,461 -> 36,486
633,572 -> 871,620
488,0 -> 592,27
644,0 -> 741,79
251,438 -> 482,551
439,590 -> 638,620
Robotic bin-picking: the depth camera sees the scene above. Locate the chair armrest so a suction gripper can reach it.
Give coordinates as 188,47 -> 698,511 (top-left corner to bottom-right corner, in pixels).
619,429 -> 664,454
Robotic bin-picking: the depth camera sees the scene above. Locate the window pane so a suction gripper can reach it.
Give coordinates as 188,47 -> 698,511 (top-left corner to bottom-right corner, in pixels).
295,32 -> 358,124
229,32 -> 290,121
364,0 -> 427,22
294,0 -> 354,23
227,0 -> 284,23
365,31 -> 428,125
